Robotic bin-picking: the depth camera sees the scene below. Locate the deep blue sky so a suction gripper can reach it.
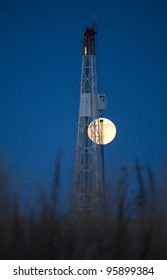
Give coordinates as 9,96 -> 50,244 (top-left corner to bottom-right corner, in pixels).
0,0 -> 167,188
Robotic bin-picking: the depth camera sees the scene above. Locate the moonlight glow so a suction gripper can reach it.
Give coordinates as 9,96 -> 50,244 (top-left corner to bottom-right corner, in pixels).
87,118 -> 116,145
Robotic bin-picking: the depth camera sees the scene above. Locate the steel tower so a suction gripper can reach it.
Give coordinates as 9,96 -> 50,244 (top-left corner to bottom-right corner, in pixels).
73,23 -> 107,216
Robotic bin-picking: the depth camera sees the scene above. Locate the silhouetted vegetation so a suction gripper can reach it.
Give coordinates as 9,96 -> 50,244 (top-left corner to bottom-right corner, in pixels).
0,157 -> 167,259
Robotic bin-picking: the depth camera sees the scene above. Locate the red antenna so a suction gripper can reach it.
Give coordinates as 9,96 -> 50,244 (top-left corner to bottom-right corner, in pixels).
83,22 -> 97,55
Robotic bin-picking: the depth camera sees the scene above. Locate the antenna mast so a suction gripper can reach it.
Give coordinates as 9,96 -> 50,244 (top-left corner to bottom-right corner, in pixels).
73,22 -> 107,216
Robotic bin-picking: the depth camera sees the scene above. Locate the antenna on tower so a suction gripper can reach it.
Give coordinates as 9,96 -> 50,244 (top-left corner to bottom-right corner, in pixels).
93,13 -> 97,26
93,14 -> 98,32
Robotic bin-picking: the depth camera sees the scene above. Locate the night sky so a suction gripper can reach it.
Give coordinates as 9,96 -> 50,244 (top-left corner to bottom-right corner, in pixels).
1,0 -> 167,191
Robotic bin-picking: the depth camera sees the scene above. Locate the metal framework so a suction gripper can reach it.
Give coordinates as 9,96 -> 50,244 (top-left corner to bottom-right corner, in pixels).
73,23 -> 106,216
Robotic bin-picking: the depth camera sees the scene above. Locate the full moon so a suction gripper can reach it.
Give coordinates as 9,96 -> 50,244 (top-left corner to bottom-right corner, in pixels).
87,118 -> 116,145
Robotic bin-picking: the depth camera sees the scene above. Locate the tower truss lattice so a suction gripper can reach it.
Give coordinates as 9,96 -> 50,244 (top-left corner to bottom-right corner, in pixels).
73,23 -> 106,216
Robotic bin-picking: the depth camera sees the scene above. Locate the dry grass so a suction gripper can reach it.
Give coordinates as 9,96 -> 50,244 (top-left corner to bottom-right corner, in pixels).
0,158 -> 167,259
